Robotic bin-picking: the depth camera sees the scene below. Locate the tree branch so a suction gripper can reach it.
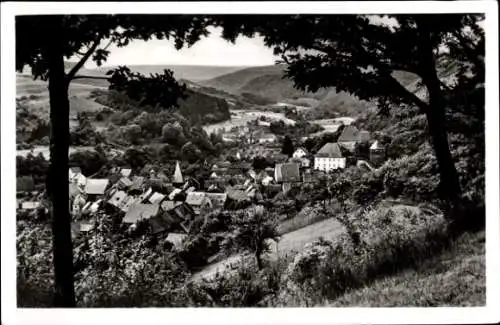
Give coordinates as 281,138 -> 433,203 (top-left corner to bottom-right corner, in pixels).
66,37 -> 102,81
385,73 -> 430,113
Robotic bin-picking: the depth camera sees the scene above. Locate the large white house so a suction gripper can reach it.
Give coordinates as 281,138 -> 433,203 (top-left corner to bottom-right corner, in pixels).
314,143 -> 346,172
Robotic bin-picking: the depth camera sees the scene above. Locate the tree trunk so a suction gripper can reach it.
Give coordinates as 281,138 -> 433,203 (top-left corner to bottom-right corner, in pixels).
255,250 -> 263,270
46,17 -> 76,307
417,24 -> 462,216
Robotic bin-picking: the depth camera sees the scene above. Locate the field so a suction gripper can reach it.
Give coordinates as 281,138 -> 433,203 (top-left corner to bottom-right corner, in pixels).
16,74 -> 109,121
191,216 -> 345,281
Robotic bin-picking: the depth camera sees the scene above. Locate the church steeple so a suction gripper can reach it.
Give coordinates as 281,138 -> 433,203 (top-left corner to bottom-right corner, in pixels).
173,161 -> 183,185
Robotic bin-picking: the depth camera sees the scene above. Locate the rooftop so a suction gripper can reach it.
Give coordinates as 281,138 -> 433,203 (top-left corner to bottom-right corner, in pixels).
315,143 -> 343,158
85,179 -> 109,195
338,125 -> 360,142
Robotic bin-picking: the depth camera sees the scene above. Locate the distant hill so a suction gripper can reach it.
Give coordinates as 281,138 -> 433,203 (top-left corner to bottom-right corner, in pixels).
201,64 -> 370,116
92,64 -> 249,82
200,60 -> 459,117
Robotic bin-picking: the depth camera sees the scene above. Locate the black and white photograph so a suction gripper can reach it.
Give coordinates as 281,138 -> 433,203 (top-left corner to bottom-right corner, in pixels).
1,1 -> 499,324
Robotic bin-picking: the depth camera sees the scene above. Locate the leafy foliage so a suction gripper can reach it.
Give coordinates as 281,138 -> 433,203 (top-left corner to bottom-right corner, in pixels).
222,205 -> 280,269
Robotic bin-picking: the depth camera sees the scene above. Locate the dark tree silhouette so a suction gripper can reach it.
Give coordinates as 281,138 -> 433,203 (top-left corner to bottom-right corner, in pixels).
281,135 -> 295,157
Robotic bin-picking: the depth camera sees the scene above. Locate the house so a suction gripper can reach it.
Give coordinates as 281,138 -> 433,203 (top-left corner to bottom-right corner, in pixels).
69,167 -> 87,185
71,193 -> 87,217
169,203 -> 196,233
359,130 -> 371,143
128,176 -> 145,194
205,192 -> 228,209
88,199 -> 102,213
258,133 -> 277,144
290,156 -> 311,168
117,196 -> 138,213
84,179 -> 109,199
338,125 -> 360,151
171,202 -> 196,220
369,140 -> 386,166
226,186 -> 251,202
69,182 -> 84,199
138,187 -> 153,203
149,211 -> 181,234
314,143 -> 346,172
293,147 -> 309,159
117,177 -> 133,189
173,161 -> 184,186
168,188 -> 183,201
302,169 -> 314,183
108,190 -> 129,210
148,192 -> 166,205
21,201 -> 40,210
123,203 -> 160,224
161,200 -> 183,212
120,168 -> 132,177
274,162 -> 301,194
71,222 -> 94,234
166,233 -> 187,250
274,163 -> 301,183
261,175 -> 274,186
185,192 -> 213,215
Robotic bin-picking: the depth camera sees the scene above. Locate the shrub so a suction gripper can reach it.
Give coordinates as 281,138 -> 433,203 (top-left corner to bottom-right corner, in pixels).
283,203 -> 451,304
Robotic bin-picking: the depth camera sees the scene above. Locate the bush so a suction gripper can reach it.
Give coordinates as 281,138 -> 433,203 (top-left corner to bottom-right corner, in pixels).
282,204 -> 451,304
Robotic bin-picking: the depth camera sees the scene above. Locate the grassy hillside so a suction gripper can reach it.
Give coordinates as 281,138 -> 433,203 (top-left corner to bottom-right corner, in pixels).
16,74 -> 109,121
202,64 -> 377,116
201,60 -> 459,118
328,230 -> 485,307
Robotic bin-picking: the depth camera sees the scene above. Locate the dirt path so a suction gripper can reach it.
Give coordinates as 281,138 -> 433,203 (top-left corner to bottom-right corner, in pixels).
189,217 -> 345,282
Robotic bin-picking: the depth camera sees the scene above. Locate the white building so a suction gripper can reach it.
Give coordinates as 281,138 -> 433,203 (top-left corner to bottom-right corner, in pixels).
314,143 -> 346,172
292,147 -> 309,159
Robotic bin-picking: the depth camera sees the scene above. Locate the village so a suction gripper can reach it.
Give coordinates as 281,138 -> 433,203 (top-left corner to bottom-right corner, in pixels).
17,121 -> 386,249
11,11 -> 487,310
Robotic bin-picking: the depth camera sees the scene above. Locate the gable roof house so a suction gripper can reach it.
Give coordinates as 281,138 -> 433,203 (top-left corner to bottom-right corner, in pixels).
120,168 -> 132,177
274,163 -> 301,184
290,156 -> 311,168
205,192 -> 228,210
123,203 -> 160,224
314,143 -> 346,172
69,167 -> 87,186
369,140 -> 386,166
128,176 -> 146,194
359,130 -> 371,143
107,190 -> 129,210
185,192 -> 213,215
293,147 -> 309,159
84,179 -> 109,196
338,125 -> 361,151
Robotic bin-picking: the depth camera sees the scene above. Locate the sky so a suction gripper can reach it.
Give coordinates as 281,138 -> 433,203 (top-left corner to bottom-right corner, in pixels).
80,27 -> 278,68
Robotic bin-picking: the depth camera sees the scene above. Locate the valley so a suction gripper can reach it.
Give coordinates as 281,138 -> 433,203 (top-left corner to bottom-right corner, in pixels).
15,15 -> 486,309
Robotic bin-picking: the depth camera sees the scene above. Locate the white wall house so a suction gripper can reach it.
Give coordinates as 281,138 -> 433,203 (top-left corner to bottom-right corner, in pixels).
292,147 -> 308,158
314,143 -> 346,172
